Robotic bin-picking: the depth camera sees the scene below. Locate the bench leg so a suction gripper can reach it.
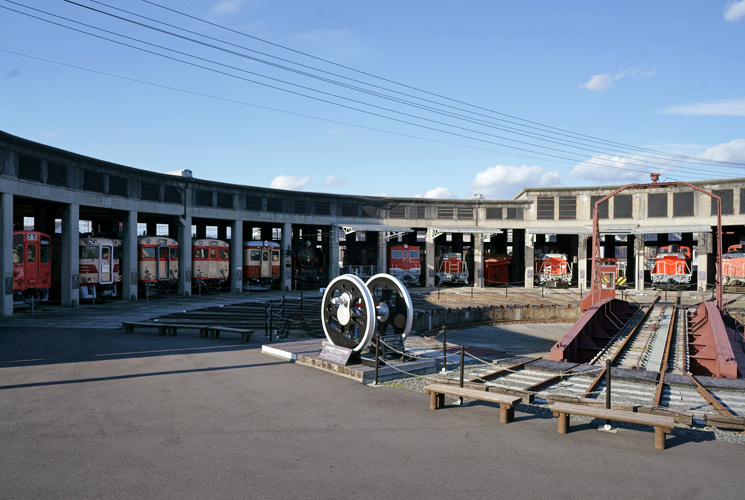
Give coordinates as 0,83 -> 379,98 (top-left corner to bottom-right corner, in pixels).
499,404 -> 511,424
557,412 -> 569,434
199,328 -> 207,339
654,427 -> 667,450
158,326 -> 166,336
437,393 -> 444,409
241,333 -> 250,343
429,391 -> 437,410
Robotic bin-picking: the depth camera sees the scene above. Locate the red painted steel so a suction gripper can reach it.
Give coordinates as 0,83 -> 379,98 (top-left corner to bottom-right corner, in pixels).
687,302 -> 739,378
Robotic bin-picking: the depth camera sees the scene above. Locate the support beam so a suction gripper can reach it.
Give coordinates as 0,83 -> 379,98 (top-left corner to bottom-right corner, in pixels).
177,215 -> 192,297
281,222 -> 292,291
230,219 -> 243,294
60,203 -> 79,308
122,210 -> 138,301
524,233 -> 534,289
328,224 -> 340,280
377,232 -> 386,276
473,233 -> 484,288
425,230 -> 435,287
1,193 -> 13,316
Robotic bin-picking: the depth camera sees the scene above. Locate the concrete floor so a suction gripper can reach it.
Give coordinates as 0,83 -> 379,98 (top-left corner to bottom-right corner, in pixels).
1,319 -> 744,499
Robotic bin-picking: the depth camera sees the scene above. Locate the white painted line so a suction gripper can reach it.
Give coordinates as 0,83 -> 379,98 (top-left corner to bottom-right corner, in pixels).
261,345 -> 296,361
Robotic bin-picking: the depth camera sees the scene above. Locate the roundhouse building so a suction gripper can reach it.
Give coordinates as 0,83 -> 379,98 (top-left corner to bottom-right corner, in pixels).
2,130 -> 743,316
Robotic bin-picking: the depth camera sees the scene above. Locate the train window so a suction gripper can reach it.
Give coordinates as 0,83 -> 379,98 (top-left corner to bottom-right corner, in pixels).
272,250 -> 280,262
80,246 -> 99,259
102,247 -> 110,260
410,250 -> 420,259
263,252 -> 269,262
114,247 -> 122,260
391,250 -> 403,259
159,247 -> 168,259
141,247 -> 155,259
194,248 -> 208,259
40,243 -> 50,263
210,249 -> 217,259
27,244 -> 36,262
169,248 -> 177,259
250,250 -> 260,261
220,249 -> 229,259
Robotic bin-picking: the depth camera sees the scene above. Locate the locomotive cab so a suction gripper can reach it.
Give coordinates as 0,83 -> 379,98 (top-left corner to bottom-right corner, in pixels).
12,231 -> 51,303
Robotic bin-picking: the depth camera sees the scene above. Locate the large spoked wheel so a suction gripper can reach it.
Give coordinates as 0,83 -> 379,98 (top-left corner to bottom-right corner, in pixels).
366,274 -> 413,339
322,274 -> 376,352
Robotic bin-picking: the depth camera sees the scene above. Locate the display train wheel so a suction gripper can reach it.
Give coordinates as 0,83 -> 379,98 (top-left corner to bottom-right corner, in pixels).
366,274 -> 414,339
322,274 -> 376,352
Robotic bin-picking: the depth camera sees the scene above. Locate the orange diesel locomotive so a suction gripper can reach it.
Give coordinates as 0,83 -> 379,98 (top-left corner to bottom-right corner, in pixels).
651,244 -> 692,288
535,248 -> 571,288
722,244 -> 745,288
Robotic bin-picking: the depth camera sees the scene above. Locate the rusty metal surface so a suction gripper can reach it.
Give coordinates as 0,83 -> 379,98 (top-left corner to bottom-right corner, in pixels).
688,302 -> 739,378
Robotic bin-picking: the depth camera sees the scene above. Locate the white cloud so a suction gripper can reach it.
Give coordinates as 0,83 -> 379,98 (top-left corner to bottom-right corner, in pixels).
698,139 -> 745,162
269,175 -> 310,191
660,97 -> 745,116
210,1 -> 245,17
570,155 -> 653,184
469,165 -> 561,199
324,176 -> 345,186
414,187 -> 457,199
579,67 -> 656,91
43,131 -> 59,138
725,1 -> 745,21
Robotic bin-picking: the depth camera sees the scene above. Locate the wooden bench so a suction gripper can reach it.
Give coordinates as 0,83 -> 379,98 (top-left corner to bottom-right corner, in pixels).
203,326 -> 254,343
424,384 -> 522,424
550,402 -> 675,450
122,321 -> 209,337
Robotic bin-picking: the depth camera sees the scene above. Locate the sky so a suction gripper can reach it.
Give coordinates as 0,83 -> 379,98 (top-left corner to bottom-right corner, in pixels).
1,0 -> 745,200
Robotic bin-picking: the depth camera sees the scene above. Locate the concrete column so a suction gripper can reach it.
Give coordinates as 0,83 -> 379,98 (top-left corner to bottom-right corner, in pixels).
1,193 -> 13,316
178,215 -> 192,296
577,236 -> 587,292
524,232 -> 534,289
122,210 -> 138,300
634,236 -> 645,291
377,232 -> 387,275
425,230 -> 435,287
281,222 -> 292,291
473,233 -> 484,288
231,219 -> 243,294
329,224 -> 340,280
61,203 -> 80,308
697,232 -> 710,291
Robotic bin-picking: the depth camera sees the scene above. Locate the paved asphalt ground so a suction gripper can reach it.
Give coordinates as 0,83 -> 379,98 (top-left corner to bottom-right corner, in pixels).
1,295 -> 744,499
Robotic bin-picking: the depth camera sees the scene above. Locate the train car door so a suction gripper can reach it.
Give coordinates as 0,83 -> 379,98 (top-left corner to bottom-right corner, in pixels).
157,245 -> 170,280
24,233 -> 39,287
100,244 -> 113,284
261,247 -> 272,278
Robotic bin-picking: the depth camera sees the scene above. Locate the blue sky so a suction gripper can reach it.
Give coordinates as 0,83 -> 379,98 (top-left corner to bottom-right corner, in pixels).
2,0 -> 744,200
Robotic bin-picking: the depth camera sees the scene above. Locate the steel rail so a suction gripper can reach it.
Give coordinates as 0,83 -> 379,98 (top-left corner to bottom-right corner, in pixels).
686,374 -> 734,417
467,357 -> 539,383
653,305 -> 677,407
582,296 -> 661,398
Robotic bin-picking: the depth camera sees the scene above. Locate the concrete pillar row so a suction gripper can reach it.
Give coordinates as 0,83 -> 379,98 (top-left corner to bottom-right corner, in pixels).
230,220 -> 243,294
178,215 -> 192,297
577,236 -> 587,292
524,232 -> 534,289
1,193 -> 13,316
328,224 -> 340,281
634,236 -> 646,292
697,232 -> 710,292
377,232 -> 387,276
281,222 -> 292,291
122,210 -> 138,301
473,233 -> 484,288
425,230 -> 435,287
61,203 -> 80,308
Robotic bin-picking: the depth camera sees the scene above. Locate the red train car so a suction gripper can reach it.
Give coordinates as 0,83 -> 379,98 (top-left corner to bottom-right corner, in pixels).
435,251 -> 468,285
243,240 -> 281,287
12,230 -> 51,302
651,244 -> 692,288
484,253 -> 511,285
388,244 -> 421,284
535,248 -> 571,288
78,236 -> 122,299
722,244 -> 745,287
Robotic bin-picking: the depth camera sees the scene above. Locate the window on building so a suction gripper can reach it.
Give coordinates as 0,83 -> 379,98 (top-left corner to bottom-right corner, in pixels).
485,207 -> 502,219
536,196 -> 554,220
267,198 -> 283,213
341,203 -> 358,217
558,196 -> 576,220
647,193 -> 668,218
505,207 -> 522,220
205,226 -> 218,238
389,205 -> 406,219
614,195 -> 632,219
590,195 -> 609,219
458,207 -> 473,220
673,192 -> 694,217
711,189 -> 734,215
156,224 -> 169,236
315,201 -> 331,215
438,207 -> 454,219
